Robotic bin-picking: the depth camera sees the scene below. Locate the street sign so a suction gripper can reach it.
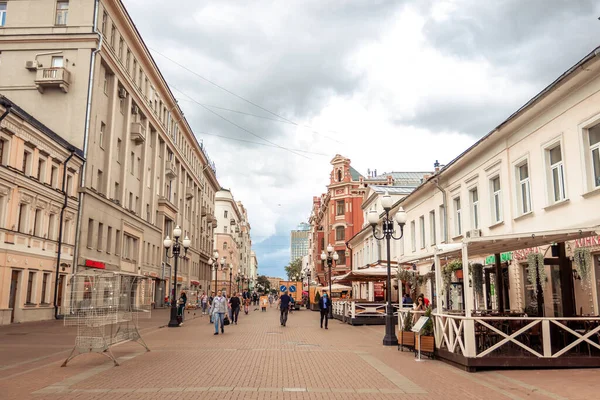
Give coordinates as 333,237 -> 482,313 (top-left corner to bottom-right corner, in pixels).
280,285 -> 287,292
289,285 -> 296,293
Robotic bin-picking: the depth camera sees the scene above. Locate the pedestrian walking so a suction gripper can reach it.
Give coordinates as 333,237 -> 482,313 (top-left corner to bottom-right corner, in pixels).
279,290 -> 291,327
200,292 -> 208,315
268,293 -> 274,308
319,289 -> 332,329
177,291 -> 187,325
229,293 -> 241,324
210,290 -> 228,335
244,296 -> 251,315
252,292 -> 259,306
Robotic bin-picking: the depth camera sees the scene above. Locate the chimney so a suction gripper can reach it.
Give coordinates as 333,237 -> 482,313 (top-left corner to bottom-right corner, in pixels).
434,160 -> 440,173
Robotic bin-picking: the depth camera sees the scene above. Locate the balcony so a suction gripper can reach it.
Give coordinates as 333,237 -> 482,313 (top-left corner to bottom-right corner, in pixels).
130,122 -> 146,144
165,160 -> 177,179
185,187 -> 194,200
230,218 -> 236,225
201,205 -> 207,216
35,67 -> 71,93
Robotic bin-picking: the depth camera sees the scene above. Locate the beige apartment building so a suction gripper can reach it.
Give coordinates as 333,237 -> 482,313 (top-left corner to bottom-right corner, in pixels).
0,95 -> 84,325
0,0 -> 219,310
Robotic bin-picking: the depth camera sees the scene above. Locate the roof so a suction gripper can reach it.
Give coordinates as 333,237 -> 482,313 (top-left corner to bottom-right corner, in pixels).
369,185 -> 416,195
364,171 -> 432,186
349,166 -> 363,181
0,95 -> 84,159
333,267 -> 399,282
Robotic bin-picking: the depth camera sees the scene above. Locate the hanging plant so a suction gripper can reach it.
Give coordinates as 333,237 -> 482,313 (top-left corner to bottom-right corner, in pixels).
470,263 -> 484,297
574,248 -> 593,285
442,259 -> 462,291
527,253 -> 546,295
397,270 -> 433,298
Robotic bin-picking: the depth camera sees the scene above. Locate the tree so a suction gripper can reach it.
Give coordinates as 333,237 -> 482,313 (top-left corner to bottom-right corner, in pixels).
256,275 -> 270,292
285,258 -> 303,281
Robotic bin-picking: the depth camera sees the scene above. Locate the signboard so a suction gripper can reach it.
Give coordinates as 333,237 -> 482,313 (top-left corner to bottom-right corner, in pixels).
289,285 -> 296,293
260,296 -> 268,308
374,283 -> 384,301
85,259 -> 105,269
280,285 -> 287,292
411,316 -> 430,334
485,252 -> 512,265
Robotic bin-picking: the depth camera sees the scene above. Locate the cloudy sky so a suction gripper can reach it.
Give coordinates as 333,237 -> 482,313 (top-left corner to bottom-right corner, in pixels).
123,0 -> 600,278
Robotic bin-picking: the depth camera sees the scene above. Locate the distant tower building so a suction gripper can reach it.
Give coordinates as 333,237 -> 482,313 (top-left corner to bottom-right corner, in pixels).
290,222 -> 310,262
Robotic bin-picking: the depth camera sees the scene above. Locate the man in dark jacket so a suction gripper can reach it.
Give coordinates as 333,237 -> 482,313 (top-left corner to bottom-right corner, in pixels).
229,294 -> 241,324
318,290 -> 332,329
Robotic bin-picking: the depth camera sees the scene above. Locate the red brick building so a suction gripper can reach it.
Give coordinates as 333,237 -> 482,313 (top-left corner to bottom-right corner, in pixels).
309,155 -> 366,285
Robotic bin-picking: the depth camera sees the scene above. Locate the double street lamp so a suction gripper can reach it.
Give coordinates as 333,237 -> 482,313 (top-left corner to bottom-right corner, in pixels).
163,226 -> 191,328
321,244 -> 339,318
367,191 -> 407,346
209,251 -> 226,295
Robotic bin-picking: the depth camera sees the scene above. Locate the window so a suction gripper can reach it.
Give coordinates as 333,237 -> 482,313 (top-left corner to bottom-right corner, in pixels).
116,138 -> 122,163
87,219 -> 94,248
490,176 -> 502,223
0,137 -> 7,165
517,162 -> 531,214
51,164 -> 58,188
97,223 -> 104,251
547,144 -> 566,203
96,169 -> 103,192
335,226 -> 345,241
41,273 -> 49,303
126,49 -> 131,71
410,221 -> 416,252
114,181 -> 120,199
17,203 -> 28,233
336,250 -> 346,265
0,3 -> 6,27
429,210 -> 436,245
454,197 -> 462,236
106,227 -> 112,253
419,215 -> 425,248
110,24 -> 115,47
37,157 -> 46,182
469,188 -> 479,229
55,1 -> 68,25
336,200 -> 344,216
587,123 -> 600,189
128,192 -> 133,210
48,214 -> 56,240
101,11 -> 107,34
223,242 -> 227,250
26,272 -> 35,304
224,210 -> 228,218
51,56 -> 63,68
33,209 -> 42,236
115,229 -> 121,255
130,151 -> 135,175
22,149 -> 32,175
66,175 -> 73,196
133,59 -> 137,81
137,157 -> 141,178
118,37 -> 124,60
224,226 -> 228,234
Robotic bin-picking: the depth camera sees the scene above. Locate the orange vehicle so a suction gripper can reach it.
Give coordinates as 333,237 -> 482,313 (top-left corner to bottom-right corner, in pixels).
279,281 -> 302,310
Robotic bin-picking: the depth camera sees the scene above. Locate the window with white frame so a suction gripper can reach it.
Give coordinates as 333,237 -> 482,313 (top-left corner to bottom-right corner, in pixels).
410,221 -> 416,252
0,2 -> 7,27
517,162 -> 531,215
490,176 -> 502,223
429,210 -> 436,245
546,143 -> 566,203
335,226 -> 345,241
17,203 -> 28,233
55,1 -> 68,25
453,197 -> 462,236
419,215 -> 425,248
22,148 -> 33,175
469,188 -> 479,229
587,123 -> 600,189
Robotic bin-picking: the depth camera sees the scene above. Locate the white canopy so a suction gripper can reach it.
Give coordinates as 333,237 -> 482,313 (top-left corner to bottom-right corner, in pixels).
313,283 -> 352,291
333,267 -> 398,282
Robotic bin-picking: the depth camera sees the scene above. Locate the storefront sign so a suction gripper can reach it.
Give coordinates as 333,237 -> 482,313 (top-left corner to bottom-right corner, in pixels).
484,252 -> 512,265
85,259 -> 105,269
513,247 -> 540,261
574,236 -> 600,249
374,283 -> 384,300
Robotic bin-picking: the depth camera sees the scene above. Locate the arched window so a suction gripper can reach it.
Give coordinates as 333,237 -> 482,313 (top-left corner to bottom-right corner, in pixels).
337,169 -> 343,182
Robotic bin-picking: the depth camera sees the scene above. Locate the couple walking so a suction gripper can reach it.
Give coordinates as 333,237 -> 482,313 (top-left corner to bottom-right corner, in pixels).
210,290 -> 242,335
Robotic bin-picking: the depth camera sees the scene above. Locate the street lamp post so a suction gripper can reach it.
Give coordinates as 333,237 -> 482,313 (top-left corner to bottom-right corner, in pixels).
228,267 -> 233,296
163,226 -> 191,328
306,270 -> 311,309
210,252 -> 226,295
367,191 -> 407,346
321,244 -> 339,319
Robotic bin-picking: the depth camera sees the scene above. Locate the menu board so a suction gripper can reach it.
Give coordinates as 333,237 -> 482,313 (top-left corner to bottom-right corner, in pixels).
411,316 -> 430,333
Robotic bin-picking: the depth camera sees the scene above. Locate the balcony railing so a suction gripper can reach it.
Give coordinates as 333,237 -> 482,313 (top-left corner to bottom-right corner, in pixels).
35,67 -> 71,93
165,160 -> 177,179
130,122 -> 146,144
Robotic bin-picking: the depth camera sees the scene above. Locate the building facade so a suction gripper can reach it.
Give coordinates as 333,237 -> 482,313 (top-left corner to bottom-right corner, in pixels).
0,0 -> 220,309
0,96 -> 84,324
393,46 -> 600,317
290,222 -> 310,262
250,251 -> 258,290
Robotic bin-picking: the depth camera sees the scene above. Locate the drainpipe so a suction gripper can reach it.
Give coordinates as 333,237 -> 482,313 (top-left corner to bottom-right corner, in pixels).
54,151 -> 75,319
433,177 -> 448,243
72,0 -> 102,277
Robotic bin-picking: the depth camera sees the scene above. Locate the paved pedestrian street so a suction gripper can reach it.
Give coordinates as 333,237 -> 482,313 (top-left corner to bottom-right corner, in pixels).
0,308 -> 598,400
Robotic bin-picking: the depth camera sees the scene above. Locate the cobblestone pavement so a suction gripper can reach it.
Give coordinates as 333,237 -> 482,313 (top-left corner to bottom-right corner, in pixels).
1,307 -> 598,400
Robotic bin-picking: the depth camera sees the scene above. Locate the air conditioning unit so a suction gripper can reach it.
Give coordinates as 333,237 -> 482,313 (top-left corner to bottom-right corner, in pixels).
118,88 -> 127,98
466,229 -> 482,239
25,60 -> 39,70
131,105 -> 139,115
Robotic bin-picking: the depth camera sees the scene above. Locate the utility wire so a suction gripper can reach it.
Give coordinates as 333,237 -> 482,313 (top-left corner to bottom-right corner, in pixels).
197,131 -> 328,156
149,47 -> 343,144
171,85 -> 311,159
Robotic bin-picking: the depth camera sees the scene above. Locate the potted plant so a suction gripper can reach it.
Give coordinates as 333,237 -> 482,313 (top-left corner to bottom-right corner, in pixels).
398,310 -> 415,352
414,306 -> 435,357
442,260 -> 463,292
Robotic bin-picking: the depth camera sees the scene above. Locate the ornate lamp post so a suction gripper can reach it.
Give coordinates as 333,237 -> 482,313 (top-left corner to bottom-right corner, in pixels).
163,226 -> 191,328
228,266 -> 233,296
367,191 -> 407,346
321,244 -> 339,318
305,269 -> 312,309
210,252 -> 226,295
